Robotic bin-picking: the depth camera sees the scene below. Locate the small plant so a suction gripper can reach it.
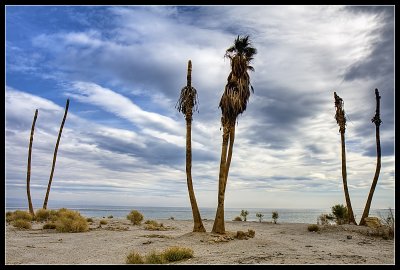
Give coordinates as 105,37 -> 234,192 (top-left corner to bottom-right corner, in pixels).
144,220 -> 167,231
126,251 -> 144,264
240,210 -> 249,221
308,224 -> 319,232
272,211 -> 279,224
331,204 -> 349,225
53,209 -> 88,232
35,208 -> 50,222
233,216 -> 242,221
379,207 -> 395,239
256,212 -> 264,222
162,246 -> 194,262
247,229 -> 255,238
12,219 -> 32,229
100,219 -> 108,225
108,215 -> 113,219
169,216 -> 175,220
43,223 -> 57,229
317,213 -> 334,225
145,250 -> 165,264
127,210 -> 144,225
86,218 -> 94,223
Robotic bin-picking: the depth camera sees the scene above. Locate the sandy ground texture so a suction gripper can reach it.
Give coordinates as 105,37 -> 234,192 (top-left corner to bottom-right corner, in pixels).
5,218 -> 395,265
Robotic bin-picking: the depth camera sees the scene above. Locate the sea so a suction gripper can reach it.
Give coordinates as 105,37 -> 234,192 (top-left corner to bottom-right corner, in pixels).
5,202 -> 393,224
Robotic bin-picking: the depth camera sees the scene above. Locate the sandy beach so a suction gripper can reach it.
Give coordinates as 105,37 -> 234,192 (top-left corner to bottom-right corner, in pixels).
5,217 -> 394,265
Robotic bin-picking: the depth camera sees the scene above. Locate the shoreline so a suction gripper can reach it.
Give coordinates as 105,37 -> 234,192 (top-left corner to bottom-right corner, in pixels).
6,217 -> 395,265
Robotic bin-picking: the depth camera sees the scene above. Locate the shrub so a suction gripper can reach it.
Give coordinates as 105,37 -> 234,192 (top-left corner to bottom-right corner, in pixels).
247,229 -> 255,238
272,211 -> 279,224
256,212 -> 264,222
48,210 -> 59,222
240,210 -> 249,221
86,218 -> 94,223
331,204 -> 349,225
127,210 -> 144,225
8,210 -> 33,222
12,219 -> 32,229
379,207 -> 395,239
162,246 -> 194,262
100,219 -> 108,225
54,209 -> 88,232
318,214 -> 334,225
308,224 -> 319,232
35,209 -> 50,222
126,251 -> 144,264
108,215 -> 113,219
43,223 -> 57,229
233,216 -> 242,221
145,251 -> 165,264
6,211 -> 14,222
144,220 -> 167,231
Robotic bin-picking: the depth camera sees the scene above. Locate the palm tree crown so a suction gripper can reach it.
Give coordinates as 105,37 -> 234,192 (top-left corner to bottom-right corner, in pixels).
220,35 -> 257,125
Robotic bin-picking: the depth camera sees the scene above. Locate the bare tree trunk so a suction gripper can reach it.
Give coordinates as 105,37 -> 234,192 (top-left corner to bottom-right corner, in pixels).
359,89 -> 382,226
340,131 -> 357,224
27,109 -> 38,217
43,99 -> 69,209
212,122 -> 230,234
223,124 -> 235,195
186,114 -> 206,232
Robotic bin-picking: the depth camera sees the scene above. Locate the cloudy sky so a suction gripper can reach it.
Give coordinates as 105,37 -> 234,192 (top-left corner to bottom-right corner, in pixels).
5,5 -> 394,212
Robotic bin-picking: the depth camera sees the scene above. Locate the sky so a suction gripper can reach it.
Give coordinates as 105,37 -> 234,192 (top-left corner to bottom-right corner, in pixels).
5,5 -> 395,213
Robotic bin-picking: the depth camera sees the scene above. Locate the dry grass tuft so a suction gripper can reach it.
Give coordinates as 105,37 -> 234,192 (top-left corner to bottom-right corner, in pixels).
100,219 -> 108,225
308,224 -> 320,232
145,251 -> 165,264
162,246 -> 194,262
126,251 -> 144,264
35,208 -> 50,222
12,219 -> 32,229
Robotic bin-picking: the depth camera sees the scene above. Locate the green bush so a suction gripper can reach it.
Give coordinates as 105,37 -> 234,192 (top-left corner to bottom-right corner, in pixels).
126,251 -> 144,264
308,224 -> 319,232
331,204 -> 349,225
12,219 -> 32,229
162,246 -> 194,262
240,210 -> 249,221
318,213 -> 334,225
127,210 -> 144,225
233,216 -> 242,221
145,251 -> 165,264
272,211 -> 279,224
43,223 -> 57,229
35,209 -> 50,222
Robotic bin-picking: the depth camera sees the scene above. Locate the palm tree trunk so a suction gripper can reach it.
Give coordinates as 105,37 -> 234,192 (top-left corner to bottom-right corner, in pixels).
186,115 -> 206,232
27,109 -> 38,217
359,89 -> 382,226
212,122 -> 230,234
43,99 -> 69,209
340,131 -> 357,224
223,124 -> 235,195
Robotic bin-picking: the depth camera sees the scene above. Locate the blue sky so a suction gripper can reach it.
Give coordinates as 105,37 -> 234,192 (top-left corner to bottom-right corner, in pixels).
5,5 -> 395,213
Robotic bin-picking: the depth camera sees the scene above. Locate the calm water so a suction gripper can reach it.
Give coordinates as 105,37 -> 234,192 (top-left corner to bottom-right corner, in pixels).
5,203 -> 392,224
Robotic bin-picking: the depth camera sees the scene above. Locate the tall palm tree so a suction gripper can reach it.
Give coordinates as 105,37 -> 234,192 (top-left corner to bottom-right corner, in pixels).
212,35 -> 257,234
27,109 -> 38,217
359,88 -> 382,226
176,60 -> 206,232
43,99 -> 69,209
334,92 -> 357,225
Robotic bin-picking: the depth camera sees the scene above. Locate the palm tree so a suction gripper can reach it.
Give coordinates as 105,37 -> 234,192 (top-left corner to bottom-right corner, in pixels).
27,109 -> 38,217
43,99 -> 69,210
359,89 -> 382,226
334,92 -> 357,225
212,35 -> 257,234
176,60 -> 206,232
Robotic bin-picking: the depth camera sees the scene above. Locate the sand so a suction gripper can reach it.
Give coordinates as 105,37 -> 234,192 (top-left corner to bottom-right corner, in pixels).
5,218 -> 395,265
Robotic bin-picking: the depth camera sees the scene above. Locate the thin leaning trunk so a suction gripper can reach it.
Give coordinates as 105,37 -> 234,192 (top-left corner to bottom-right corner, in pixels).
186,115 -> 206,232
340,131 -> 357,224
27,109 -> 38,217
359,89 -> 382,226
43,99 -> 69,209
223,124 -> 235,195
212,123 -> 230,234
